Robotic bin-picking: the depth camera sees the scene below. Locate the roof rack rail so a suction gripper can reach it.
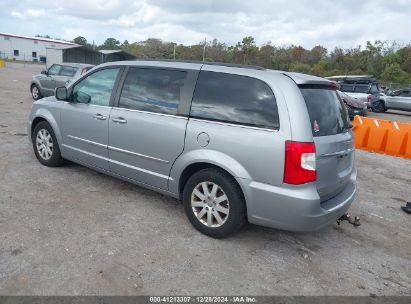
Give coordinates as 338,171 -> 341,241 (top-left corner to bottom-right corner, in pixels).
326,75 -> 377,84
133,58 -> 266,70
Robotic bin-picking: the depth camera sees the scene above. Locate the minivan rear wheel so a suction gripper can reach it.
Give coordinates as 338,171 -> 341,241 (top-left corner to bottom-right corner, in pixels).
183,168 -> 247,238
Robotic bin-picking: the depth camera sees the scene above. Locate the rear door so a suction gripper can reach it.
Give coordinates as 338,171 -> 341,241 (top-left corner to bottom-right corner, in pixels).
108,66 -> 198,190
391,90 -> 411,110
300,86 -> 354,201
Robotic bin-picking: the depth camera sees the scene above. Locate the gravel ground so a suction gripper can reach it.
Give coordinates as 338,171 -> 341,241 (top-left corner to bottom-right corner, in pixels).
0,62 -> 410,296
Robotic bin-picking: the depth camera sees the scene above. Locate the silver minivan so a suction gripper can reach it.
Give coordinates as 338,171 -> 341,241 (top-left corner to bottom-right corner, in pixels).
27,61 -> 357,238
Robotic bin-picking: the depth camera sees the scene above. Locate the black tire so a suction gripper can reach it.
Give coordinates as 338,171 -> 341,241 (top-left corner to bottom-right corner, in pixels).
31,84 -> 42,100
183,168 -> 247,238
32,121 -> 64,167
372,100 -> 385,113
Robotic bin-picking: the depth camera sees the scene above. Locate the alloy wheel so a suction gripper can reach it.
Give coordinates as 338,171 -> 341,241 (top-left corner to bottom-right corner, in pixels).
191,181 -> 230,228
36,129 -> 53,160
32,86 -> 39,99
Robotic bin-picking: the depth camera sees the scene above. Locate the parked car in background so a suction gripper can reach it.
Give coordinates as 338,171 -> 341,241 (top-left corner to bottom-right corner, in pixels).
30,63 -> 94,100
327,75 -> 382,111
27,60 -> 356,238
380,88 -> 411,112
337,90 -> 367,119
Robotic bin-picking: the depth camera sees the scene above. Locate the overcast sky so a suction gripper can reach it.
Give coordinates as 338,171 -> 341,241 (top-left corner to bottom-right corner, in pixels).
1,0 -> 410,49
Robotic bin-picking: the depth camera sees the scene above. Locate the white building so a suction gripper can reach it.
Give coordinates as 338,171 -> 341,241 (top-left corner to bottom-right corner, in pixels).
0,33 -> 77,62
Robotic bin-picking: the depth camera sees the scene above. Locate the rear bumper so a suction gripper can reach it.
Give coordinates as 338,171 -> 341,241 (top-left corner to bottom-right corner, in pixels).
238,169 -> 357,232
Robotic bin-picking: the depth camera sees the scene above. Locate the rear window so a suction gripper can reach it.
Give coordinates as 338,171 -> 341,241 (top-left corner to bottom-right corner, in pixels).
300,86 -> 350,137
190,71 -> 279,129
340,84 -> 354,92
354,85 -> 369,93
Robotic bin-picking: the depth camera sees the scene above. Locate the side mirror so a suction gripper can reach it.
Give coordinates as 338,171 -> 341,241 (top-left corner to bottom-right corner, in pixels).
55,87 -> 68,100
41,69 -> 47,75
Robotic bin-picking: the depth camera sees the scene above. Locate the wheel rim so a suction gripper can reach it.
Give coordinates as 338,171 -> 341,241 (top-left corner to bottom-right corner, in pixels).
32,86 -> 39,99
36,129 -> 53,160
191,181 -> 229,228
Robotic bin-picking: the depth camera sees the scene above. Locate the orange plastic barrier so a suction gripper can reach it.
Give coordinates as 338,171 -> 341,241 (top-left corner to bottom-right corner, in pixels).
353,116 -> 411,159
352,116 -> 370,149
384,121 -> 410,157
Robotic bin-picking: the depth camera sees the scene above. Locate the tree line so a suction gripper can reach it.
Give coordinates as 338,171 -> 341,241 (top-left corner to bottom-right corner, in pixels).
71,35 -> 411,86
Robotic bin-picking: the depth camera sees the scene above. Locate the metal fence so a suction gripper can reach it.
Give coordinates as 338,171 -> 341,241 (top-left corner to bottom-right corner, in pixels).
380,82 -> 411,90
0,52 -> 47,69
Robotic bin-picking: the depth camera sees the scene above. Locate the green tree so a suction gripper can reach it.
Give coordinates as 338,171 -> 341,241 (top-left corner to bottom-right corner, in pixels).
73,36 -> 87,46
99,38 -> 121,50
380,63 -> 410,85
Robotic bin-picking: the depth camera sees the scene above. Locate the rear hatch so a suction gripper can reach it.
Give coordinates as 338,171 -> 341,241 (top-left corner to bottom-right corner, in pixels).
300,85 -> 354,202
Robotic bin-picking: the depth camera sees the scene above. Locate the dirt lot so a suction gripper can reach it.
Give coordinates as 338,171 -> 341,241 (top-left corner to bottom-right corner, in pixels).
0,63 -> 410,296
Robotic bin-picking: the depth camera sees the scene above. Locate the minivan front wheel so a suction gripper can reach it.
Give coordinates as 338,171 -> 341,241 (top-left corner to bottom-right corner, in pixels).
183,168 -> 246,238
32,121 -> 64,167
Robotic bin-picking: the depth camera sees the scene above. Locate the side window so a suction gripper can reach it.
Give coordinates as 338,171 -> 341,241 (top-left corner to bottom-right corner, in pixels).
370,84 -> 379,94
48,64 -> 62,76
399,90 -> 410,97
71,68 -> 120,106
60,66 -> 78,77
190,71 -> 279,129
118,68 -> 187,115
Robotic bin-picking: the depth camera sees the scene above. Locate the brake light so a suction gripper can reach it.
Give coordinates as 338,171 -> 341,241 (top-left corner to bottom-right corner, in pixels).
367,95 -> 372,101
284,141 -> 316,185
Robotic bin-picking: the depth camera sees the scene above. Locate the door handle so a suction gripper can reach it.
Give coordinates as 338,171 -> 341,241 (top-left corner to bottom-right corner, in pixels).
112,117 -> 127,124
93,113 -> 107,120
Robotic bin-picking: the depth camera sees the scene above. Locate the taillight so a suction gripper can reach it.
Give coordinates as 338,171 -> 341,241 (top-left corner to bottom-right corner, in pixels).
284,141 -> 316,185
367,95 -> 372,101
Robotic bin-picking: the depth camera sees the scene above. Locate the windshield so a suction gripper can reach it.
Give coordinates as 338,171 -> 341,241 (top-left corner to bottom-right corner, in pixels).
300,86 -> 350,137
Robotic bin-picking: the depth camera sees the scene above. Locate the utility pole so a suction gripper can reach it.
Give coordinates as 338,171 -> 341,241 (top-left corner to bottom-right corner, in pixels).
202,37 -> 207,62
173,44 -> 176,60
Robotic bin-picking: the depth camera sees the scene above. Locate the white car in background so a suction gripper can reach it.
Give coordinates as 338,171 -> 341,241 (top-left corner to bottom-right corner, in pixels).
380,89 -> 411,112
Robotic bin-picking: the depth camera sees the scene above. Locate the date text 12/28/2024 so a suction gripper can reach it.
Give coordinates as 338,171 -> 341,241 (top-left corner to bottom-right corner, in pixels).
149,296 -> 257,303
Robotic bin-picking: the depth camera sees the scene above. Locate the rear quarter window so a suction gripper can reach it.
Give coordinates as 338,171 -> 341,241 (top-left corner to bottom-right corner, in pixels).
190,71 -> 279,129
300,86 -> 350,137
